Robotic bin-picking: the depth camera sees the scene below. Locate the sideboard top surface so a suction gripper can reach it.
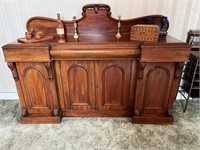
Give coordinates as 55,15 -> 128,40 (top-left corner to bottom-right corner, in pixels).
2,35 -> 188,48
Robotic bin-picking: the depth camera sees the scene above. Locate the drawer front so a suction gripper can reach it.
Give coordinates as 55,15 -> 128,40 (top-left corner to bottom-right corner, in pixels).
3,48 -> 50,62
141,47 -> 190,62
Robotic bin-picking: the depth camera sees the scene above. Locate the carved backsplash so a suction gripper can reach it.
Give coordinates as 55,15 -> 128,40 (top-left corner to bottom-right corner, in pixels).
26,4 -> 169,42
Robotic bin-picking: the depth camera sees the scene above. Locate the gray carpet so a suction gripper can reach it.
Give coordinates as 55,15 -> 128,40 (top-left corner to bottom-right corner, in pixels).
0,100 -> 199,150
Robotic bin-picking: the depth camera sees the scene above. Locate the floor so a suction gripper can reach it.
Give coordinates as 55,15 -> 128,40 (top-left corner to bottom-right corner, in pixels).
0,100 -> 199,150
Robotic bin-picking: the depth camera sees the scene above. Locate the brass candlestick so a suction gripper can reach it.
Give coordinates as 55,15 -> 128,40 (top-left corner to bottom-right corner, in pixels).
73,16 -> 79,42
115,15 -> 121,42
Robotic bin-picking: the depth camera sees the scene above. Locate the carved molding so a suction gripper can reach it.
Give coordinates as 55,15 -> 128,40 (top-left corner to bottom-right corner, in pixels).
138,62 -> 145,80
7,62 -> 19,80
82,4 -> 111,16
174,62 -> 184,78
135,109 -> 140,116
22,108 -> 28,117
53,108 -> 59,117
44,62 -> 54,80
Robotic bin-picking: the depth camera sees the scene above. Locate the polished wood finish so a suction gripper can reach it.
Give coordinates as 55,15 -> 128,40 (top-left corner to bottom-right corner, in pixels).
3,44 -> 50,62
134,63 -> 176,124
60,61 -> 95,111
21,116 -> 61,124
26,4 -> 169,42
2,4 -> 190,124
141,44 -> 190,62
15,62 -> 61,123
50,42 -> 140,60
95,60 -> 132,111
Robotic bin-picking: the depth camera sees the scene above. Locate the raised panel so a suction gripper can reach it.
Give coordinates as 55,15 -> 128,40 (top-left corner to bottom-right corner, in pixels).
17,63 -> 56,115
68,65 -> 89,106
143,66 -> 170,112
61,61 -> 95,110
135,63 -> 175,115
103,65 -> 124,106
23,67 -> 49,109
96,60 -> 131,111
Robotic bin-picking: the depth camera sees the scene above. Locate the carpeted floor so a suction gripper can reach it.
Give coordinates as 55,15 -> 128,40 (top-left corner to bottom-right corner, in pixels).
0,100 -> 199,150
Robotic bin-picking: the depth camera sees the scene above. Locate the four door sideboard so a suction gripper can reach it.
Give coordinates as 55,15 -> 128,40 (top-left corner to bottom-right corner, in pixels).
2,4 -> 190,124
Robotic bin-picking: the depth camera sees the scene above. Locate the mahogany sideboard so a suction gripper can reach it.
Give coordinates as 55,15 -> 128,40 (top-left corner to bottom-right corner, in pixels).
2,4 -> 190,124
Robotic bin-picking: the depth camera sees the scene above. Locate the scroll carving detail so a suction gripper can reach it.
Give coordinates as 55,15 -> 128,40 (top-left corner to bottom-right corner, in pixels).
44,62 -> 53,80
82,4 -> 111,16
7,62 -> 19,80
138,62 -> 145,80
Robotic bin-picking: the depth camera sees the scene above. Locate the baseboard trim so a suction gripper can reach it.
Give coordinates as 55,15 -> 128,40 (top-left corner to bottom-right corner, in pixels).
0,92 -> 19,100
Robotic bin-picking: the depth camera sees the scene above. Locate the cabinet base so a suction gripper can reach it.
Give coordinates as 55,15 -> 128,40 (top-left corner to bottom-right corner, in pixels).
20,116 -> 62,124
132,116 -> 174,125
63,110 -> 132,117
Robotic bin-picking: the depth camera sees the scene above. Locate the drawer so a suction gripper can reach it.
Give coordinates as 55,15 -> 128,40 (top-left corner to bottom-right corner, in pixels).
2,43 -> 50,62
141,46 -> 190,62
3,48 -> 50,62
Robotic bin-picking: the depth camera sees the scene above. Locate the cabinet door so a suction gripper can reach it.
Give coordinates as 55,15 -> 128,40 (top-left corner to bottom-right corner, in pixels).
17,63 -> 58,116
135,63 -> 175,116
60,61 -> 95,110
95,60 -> 132,111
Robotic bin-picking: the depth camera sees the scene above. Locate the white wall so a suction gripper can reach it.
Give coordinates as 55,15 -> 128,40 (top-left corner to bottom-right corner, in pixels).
0,0 -> 200,99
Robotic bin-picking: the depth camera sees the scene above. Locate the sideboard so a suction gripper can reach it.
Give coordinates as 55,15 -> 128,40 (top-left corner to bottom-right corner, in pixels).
2,4 -> 190,124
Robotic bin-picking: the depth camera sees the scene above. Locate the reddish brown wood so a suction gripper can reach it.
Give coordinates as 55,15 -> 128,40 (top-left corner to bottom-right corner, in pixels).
26,4 -> 169,42
50,42 -> 140,60
140,44 -> 190,62
7,62 -> 19,80
167,62 -> 185,116
133,63 -> 176,124
63,110 -> 132,117
17,36 -> 55,43
3,44 -> 50,62
60,61 -> 95,111
95,60 -> 132,111
1,4 -> 191,124
21,116 -> 61,124
133,116 -> 173,125
15,63 -> 61,123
